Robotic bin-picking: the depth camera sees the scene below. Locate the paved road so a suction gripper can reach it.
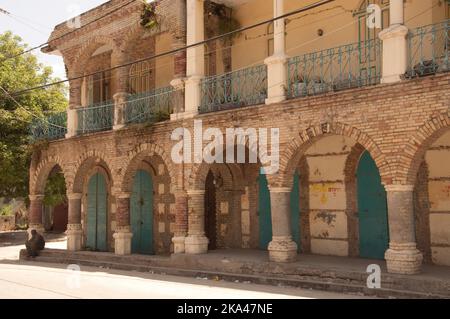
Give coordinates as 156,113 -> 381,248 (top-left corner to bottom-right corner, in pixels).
0,232 -> 370,299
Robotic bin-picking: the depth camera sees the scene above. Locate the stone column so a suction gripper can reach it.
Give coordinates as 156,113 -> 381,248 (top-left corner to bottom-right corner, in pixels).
113,92 -> 130,130
28,195 -> 45,237
183,0 -> 205,119
384,185 -> 423,274
113,193 -> 133,255
66,193 -> 83,251
185,190 -> 209,254
268,187 -> 298,262
66,77 -> 82,138
378,0 -> 408,84
265,0 -> 288,104
172,191 -> 188,254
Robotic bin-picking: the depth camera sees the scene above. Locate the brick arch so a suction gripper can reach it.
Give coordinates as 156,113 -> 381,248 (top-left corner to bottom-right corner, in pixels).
70,35 -> 121,77
71,150 -> 114,194
30,155 -> 68,195
118,143 -> 176,193
276,122 -> 389,188
187,143 -> 260,190
403,112 -> 450,185
118,21 -> 147,60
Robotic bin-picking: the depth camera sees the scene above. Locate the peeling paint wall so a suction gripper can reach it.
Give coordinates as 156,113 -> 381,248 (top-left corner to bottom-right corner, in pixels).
305,135 -> 356,256
425,131 -> 450,266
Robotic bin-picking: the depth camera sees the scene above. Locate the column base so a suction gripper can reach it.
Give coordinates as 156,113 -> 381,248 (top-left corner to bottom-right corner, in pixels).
170,110 -> 198,121
381,74 -> 403,84
185,235 -> 209,254
113,228 -> 133,256
113,124 -> 125,130
385,243 -> 423,275
172,236 -> 186,254
28,224 -> 45,239
268,236 -> 298,263
66,224 -> 83,251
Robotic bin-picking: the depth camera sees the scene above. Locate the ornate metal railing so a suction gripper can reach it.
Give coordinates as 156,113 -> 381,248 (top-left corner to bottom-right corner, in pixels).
30,111 -> 67,141
407,19 -> 449,78
125,86 -> 174,125
76,100 -> 114,135
287,39 -> 382,99
200,64 -> 267,113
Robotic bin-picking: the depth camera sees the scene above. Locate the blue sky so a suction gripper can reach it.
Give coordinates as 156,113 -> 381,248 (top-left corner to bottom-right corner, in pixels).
0,0 -> 107,79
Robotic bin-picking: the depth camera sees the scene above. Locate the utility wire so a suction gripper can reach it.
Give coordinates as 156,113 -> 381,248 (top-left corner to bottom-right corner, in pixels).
0,86 -> 66,129
0,0 -> 139,63
7,0 -> 336,97
0,0 -> 437,128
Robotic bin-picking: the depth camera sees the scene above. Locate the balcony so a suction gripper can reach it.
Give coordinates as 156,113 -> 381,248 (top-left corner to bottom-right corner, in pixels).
287,39 -> 382,98
30,111 -> 67,142
199,64 -> 267,114
124,87 -> 174,125
30,19 -> 450,142
76,101 -> 114,135
407,19 -> 449,78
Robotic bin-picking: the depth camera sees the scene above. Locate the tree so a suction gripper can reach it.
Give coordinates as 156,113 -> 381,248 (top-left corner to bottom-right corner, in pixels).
0,31 -> 68,198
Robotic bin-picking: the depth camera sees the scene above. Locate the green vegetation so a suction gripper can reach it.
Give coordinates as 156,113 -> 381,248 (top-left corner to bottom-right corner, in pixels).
0,31 -> 67,198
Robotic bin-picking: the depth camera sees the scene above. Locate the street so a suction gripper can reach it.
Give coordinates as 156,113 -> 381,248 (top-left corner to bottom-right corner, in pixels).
0,231 -> 369,299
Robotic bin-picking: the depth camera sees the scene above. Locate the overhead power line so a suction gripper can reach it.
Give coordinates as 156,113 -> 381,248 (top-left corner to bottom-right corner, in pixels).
0,0 -> 139,64
8,0 -> 335,97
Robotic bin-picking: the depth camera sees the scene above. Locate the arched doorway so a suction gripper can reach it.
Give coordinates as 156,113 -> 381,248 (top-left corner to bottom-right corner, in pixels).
42,165 -> 68,233
357,151 -> 389,259
205,170 -> 217,250
86,172 -> 108,251
130,170 -> 154,254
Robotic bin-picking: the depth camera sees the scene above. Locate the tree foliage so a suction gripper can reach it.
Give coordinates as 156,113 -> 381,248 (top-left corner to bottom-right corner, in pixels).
0,31 -> 68,198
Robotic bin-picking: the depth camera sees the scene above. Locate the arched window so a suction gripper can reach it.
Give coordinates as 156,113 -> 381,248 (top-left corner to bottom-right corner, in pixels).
129,61 -> 152,94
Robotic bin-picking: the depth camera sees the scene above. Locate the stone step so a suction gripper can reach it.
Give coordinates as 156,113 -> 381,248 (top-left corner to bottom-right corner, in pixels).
20,250 -> 448,299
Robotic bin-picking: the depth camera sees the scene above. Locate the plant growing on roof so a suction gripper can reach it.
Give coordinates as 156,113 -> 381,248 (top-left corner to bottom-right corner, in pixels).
140,2 -> 160,31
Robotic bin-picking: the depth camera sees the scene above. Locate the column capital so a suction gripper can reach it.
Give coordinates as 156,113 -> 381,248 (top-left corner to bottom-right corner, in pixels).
384,184 -> 414,192
117,192 -> 131,199
187,189 -> 205,196
269,187 -> 291,193
29,194 -> 44,201
378,24 -> 408,41
67,193 -> 83,200
170,78 -> 186,89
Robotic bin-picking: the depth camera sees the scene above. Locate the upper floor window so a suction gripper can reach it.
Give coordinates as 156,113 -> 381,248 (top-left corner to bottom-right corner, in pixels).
355,0 -> 390,44
129,61 -> 152,94
86,71 -> 111,106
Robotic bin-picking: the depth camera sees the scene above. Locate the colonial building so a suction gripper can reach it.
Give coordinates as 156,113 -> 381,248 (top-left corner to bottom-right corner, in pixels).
29,0 -> 449,275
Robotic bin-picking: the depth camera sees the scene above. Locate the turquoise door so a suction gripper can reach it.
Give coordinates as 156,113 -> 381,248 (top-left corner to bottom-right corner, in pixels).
86,173 -> 107,251
290,171 -> 300,250
131,170 -> 154,254
357,151 -> 389,259
258,172 -> 272,249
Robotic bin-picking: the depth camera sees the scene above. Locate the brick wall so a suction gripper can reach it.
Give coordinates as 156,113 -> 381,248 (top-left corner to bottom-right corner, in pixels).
29,72 -> 450,258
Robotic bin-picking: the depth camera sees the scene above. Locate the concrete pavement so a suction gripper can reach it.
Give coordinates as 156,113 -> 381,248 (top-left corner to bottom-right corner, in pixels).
0,232 -> 370,299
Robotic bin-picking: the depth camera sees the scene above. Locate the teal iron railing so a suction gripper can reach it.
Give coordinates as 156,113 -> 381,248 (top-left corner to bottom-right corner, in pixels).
125,86 -> 174,125
76,100 -> 114,135
200,64 -> 267,113
407,19 -> 449,78
287,39 -> 381,99
30,111 -> 67,141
